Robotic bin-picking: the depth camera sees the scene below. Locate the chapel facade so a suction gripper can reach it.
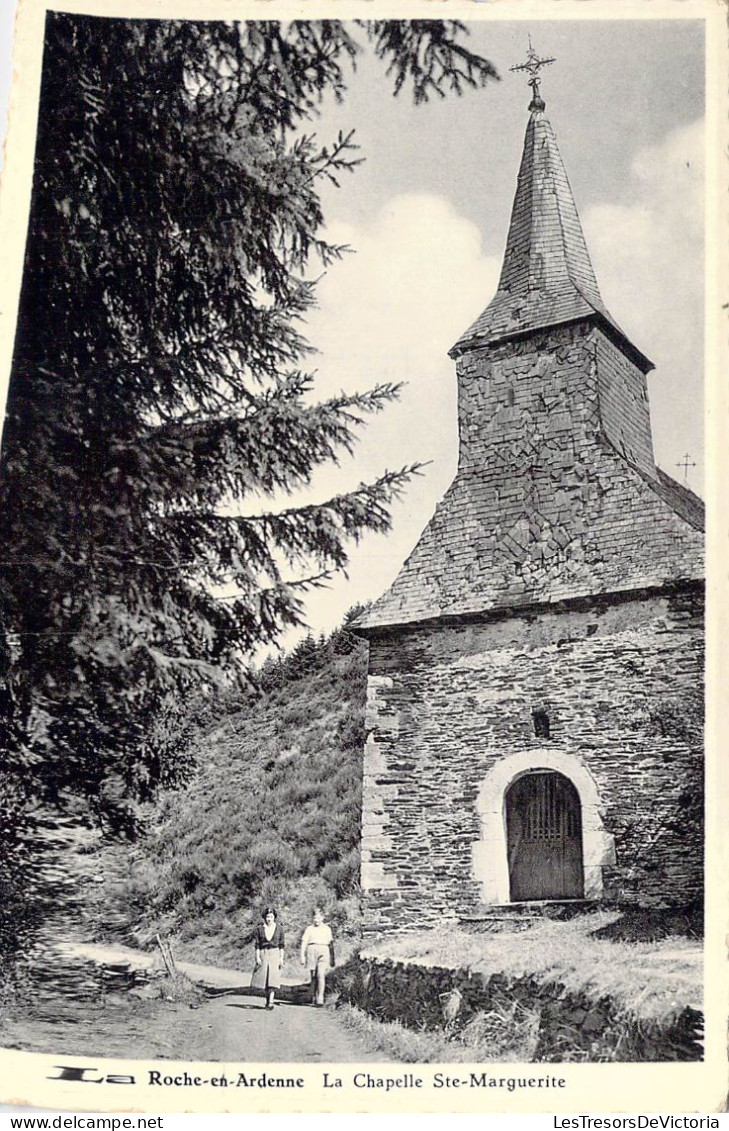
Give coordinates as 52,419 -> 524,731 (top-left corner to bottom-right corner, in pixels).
355,65 -> 704,935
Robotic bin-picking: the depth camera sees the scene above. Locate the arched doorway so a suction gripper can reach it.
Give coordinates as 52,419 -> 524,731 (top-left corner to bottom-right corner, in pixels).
505,770 -> 584,900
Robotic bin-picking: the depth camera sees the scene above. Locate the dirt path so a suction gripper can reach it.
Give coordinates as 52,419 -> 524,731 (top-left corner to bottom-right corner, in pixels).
2,991 -> 386,1063
3,943 -> 388,1063
197,991 -> 386,1062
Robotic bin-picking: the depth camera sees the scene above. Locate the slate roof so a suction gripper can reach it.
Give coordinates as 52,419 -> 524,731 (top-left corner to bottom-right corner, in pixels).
649,468 -> 706,531
357,452 -> 704,632
450,109 -> 653,374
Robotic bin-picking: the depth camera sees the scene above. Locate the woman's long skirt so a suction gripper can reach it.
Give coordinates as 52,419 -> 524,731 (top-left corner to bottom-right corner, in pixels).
251,949 -> 283,991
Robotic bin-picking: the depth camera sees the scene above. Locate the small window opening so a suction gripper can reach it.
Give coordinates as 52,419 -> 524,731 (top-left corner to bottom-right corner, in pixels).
506,387 -> 515,407
532,709 -> 550,739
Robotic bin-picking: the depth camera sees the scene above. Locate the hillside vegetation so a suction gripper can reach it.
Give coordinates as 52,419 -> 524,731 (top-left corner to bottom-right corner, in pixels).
100,619 -> 368,967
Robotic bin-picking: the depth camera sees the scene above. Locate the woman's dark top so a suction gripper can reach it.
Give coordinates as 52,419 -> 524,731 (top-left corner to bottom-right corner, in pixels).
254,923 -> 285,950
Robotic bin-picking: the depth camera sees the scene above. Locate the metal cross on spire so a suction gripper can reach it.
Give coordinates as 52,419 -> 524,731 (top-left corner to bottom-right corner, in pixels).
510,36 -> 556,111
676,453 -> 696,484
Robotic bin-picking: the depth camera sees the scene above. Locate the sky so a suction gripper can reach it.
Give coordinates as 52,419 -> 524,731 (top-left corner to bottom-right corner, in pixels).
0,12 -> 707,645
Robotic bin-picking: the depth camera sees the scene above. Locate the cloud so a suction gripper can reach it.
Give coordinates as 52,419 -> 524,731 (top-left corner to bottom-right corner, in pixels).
307,193 -> 499,473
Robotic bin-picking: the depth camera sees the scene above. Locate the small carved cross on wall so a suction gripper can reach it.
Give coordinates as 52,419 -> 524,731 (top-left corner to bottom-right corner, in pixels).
676,453 -> 696,484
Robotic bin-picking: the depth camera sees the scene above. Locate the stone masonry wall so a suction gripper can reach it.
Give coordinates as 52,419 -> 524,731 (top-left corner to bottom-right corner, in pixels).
332,955 -> 703,1062
361,586 -> 703,936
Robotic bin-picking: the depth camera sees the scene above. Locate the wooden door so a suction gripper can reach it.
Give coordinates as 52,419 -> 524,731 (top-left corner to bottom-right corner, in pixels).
505,771 -> 584,901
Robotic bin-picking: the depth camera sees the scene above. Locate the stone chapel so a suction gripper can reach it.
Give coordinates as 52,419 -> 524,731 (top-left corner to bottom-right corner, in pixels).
355,59 -> 705,936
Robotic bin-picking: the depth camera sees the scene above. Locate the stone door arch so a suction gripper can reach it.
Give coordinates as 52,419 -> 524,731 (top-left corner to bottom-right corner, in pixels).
472,750 -> 614,905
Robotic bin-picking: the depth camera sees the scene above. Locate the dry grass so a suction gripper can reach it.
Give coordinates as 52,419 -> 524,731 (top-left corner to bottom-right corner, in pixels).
335,1004 -> 462,1062
150,969 -> 206,1006
335,1000 -> 542,1063
363,912 -> 701,1024
459,999 -> 542,1060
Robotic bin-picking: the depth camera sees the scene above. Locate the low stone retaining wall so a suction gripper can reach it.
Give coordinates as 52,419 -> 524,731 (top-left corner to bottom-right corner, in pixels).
331,955 -> 702,1062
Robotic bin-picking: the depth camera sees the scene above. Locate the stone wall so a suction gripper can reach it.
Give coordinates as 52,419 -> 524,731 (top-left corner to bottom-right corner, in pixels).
361,586 -> 703,935
333,955 -> 703,1062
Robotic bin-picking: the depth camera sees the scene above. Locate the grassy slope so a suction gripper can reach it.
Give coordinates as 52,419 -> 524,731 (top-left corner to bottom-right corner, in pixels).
100,635 -> 368,969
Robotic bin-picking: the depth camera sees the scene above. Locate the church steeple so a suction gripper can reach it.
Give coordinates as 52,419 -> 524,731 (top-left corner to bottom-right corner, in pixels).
356,50 -> 702,633
451,47 -> 653,374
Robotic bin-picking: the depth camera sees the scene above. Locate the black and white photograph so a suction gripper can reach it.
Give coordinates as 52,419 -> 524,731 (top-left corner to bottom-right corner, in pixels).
0,0 -> 724,1114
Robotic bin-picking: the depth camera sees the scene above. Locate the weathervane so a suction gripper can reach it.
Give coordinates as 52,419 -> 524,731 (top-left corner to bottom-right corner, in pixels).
510,36 -> 556,111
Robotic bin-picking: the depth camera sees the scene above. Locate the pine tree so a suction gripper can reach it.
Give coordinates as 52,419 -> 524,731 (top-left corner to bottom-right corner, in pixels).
0,16 -> 496,949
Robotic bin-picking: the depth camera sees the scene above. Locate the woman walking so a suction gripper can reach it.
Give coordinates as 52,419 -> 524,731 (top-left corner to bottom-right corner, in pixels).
300,906 -> 335,1006
251,906 -> 285,1010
